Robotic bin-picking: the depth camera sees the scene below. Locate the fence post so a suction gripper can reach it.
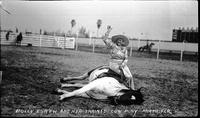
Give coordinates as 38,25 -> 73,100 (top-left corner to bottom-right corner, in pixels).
54,34 -> 56,48
180,41 -> 185,61
64,34 -> 66,49
75,32 -> 78,51
89,33 -> 92,45
0,71 -> 2,84
137,38 -> 140,49
61,37 -> 64,49
39,34 -> 42,47
156,40 -> 160,60
129,38 -> 133,56
93,38 -> 95,53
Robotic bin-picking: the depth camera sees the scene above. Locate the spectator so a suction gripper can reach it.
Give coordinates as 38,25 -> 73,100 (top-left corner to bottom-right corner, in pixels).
16,32 -> 23,46
6,31 -> 10,40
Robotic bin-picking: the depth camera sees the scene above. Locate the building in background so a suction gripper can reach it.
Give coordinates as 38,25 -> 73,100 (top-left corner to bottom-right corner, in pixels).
172,27 -> 198,43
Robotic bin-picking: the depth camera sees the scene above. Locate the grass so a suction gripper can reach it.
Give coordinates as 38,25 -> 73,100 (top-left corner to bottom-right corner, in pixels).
0,45 -> 198,117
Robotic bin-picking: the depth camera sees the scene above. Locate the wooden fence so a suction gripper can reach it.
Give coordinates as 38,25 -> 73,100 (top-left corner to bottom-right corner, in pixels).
1,32 -> 198,61
1,32 -> 75,49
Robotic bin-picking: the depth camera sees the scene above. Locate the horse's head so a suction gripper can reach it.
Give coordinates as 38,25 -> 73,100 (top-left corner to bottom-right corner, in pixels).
150,43 -> 155,46
108,87 -> 145,105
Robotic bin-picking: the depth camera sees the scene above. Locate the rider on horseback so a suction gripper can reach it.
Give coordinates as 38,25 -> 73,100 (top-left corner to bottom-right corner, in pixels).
102,26 -> 135,90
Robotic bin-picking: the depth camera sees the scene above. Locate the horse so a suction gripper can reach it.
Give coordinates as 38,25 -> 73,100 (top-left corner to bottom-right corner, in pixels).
16,32 -> 23,46
138,42 -> 155,53
56,65 -> 145,105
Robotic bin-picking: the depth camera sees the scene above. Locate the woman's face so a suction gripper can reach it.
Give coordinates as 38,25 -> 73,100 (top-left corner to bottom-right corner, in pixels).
116,39 -> 124,46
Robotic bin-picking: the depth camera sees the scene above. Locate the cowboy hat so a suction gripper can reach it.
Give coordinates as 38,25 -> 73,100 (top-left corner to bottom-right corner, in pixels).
111,35 -> 129,46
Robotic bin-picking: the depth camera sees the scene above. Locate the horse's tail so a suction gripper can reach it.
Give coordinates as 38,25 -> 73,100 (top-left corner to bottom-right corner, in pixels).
138,47 -> 142,51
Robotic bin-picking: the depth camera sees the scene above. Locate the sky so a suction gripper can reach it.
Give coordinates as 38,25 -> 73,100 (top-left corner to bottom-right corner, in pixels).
0,0 -> 198,41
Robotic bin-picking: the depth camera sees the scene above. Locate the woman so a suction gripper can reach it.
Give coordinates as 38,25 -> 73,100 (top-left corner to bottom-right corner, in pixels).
102,26 -> 134,90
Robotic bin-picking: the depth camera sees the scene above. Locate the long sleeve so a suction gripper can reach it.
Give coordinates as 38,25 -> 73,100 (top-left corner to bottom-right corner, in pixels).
121,49 -> 128,65
102,31 -> 116,49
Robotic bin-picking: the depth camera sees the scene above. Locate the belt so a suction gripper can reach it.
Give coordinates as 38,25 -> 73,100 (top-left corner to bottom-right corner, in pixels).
110,59 -> 123,63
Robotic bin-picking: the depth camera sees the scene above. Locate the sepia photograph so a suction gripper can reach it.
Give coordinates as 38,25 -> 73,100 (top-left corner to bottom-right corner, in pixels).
0,0 -> 198,117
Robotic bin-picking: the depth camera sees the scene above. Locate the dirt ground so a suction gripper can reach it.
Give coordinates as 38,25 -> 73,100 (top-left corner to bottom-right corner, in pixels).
0,45 -> 198,117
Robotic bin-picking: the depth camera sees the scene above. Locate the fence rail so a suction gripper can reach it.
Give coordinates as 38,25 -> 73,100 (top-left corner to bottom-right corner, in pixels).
0,32 -> 198,61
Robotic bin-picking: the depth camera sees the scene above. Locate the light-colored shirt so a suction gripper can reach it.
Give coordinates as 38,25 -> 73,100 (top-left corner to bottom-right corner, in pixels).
102,35 -> 128,63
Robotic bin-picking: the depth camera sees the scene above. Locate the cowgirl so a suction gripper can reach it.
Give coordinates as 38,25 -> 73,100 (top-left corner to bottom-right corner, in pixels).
102,26 -> 134,90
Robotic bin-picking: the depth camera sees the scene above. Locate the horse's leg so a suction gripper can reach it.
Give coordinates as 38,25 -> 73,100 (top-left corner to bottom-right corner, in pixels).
138,47 -> 141,51
59,81 -> 97,100
60,72 -> 89,83
61,83 -> 86,88
57,88 -> 92,99
148,48 -> 151,53
56,88 -> 70,94
141,47 -> 144,52
139,47 -> 143,51
57,87 -> 90,100
149,46 -> 152,53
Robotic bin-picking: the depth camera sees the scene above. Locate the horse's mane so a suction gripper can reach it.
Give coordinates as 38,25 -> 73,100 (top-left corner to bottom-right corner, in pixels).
87,65 -> 129,88
87,65 -> 109,75
87,65 -> 121,79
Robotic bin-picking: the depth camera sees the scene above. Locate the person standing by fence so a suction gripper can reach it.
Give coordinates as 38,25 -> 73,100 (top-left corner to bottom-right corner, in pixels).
6,31 -> 11,40
16,32 -> 23,46
102,26 -> 135,90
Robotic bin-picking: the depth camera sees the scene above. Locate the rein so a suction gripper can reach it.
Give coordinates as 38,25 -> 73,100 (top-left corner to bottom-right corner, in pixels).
113,96 -> 121,105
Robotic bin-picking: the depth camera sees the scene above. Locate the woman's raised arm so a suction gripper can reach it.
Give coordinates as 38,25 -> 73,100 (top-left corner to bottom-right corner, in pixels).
102,26 -> 116,48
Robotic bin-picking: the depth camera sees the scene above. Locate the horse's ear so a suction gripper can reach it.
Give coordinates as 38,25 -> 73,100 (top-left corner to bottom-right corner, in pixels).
137,87 -> 145,92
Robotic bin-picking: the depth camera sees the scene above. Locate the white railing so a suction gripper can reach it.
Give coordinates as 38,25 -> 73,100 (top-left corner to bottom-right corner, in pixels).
0,32 -> 75,49
1,31 -> 198,61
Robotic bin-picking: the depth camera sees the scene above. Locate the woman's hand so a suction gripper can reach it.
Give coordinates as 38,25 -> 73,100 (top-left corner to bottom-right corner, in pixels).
120,63 -> 126,69
106,25 -> 112,35
107,25 -> 112,31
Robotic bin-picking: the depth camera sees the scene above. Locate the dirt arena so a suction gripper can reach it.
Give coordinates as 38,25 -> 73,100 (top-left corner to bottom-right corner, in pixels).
1,45 -> 198,117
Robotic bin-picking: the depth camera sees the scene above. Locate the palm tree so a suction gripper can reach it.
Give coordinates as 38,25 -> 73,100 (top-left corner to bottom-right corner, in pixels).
96,19 -> 102,38
71,19 -> 76,35
71,19 -> 76,28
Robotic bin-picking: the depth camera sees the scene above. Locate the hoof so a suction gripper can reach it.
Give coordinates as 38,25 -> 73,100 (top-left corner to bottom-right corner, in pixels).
51,88 -> 63,95
56,96 -> 64,102
59,95 -> 65,101
58,84 -> 62,88
51,89 -> 59,95
60,78 -> 65,83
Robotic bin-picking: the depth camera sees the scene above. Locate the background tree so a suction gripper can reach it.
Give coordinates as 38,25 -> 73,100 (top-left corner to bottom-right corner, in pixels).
78,26 -> 90,38
71,19 -> 76,35
96,19 -> 102,38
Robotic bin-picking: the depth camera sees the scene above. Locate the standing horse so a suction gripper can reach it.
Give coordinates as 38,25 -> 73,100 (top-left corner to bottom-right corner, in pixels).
138,42 -> 155,53
16,32 -> 23,46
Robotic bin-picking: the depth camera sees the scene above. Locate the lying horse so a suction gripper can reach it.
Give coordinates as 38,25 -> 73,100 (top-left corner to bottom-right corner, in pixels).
138,42 -> 155,53
57,65 -> 145,105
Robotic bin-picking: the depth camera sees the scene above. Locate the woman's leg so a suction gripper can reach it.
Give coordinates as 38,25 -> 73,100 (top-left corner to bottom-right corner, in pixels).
109,62 -> 130,86
109,62 -> 121,74
122,65 -> 135,90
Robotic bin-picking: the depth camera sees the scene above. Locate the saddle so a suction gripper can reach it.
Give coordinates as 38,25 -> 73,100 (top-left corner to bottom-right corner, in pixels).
95,67 -> 130,88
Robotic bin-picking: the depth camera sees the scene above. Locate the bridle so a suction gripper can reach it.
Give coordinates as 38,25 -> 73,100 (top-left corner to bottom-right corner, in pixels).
113,96 -> 121,105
